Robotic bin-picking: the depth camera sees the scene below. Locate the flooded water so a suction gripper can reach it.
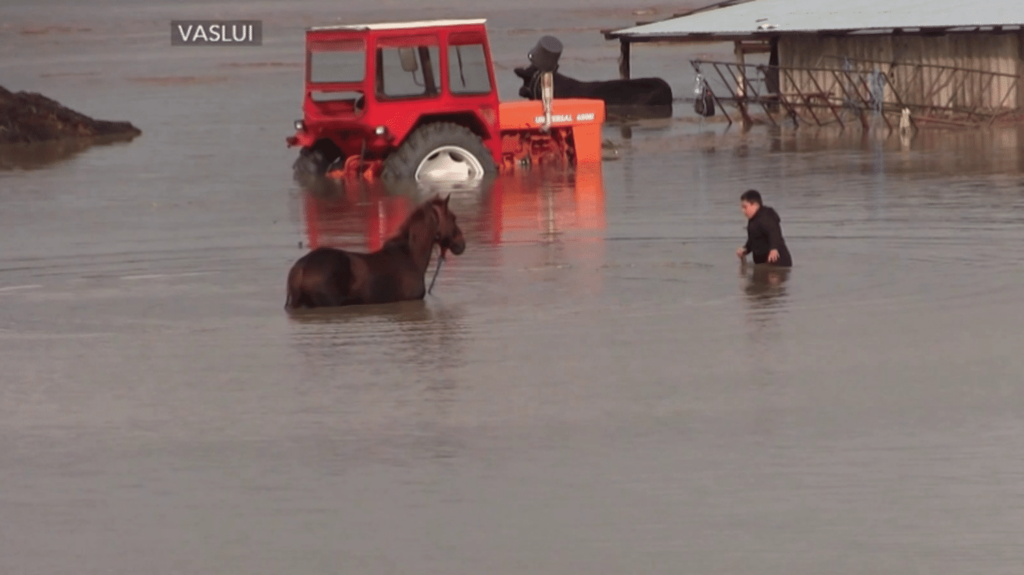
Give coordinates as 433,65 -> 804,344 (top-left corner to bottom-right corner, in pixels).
4,2 -> 1024,574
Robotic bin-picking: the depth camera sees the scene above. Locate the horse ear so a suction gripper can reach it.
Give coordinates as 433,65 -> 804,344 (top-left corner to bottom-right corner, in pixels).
444,194 -> 451,209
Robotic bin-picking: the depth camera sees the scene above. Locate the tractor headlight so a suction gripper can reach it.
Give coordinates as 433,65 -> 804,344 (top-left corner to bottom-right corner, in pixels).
294,119 -> 304,131
375,125 -> 387,136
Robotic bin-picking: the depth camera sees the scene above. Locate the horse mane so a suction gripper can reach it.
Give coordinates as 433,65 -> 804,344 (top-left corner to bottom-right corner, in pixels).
382,196 -> 443,249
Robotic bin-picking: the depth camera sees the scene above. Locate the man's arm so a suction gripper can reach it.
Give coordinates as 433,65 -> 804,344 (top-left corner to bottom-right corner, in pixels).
764,218 -> 784,251
761,218 -> 785,263
737,229 -> 752,258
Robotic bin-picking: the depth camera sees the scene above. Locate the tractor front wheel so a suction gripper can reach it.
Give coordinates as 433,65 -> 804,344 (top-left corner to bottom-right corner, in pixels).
381,122 -> 496,183
292,140 -> 341,180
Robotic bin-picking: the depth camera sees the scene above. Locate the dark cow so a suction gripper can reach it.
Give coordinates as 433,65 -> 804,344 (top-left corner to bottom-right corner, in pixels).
513,64 -> 674,113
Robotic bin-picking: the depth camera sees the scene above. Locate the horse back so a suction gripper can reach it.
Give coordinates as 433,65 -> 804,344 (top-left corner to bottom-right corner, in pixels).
286,246 -> 358,309
285,244 -> 427,309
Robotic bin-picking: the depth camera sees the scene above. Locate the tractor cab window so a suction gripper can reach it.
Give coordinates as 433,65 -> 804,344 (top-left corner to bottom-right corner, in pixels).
309,40 -> 364,84
448,43 -> 492,95
308,39 -> 365,110
376,40 -> 441,100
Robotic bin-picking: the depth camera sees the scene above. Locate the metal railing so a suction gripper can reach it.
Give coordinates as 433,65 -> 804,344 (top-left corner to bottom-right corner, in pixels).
690,57 -> 1021,129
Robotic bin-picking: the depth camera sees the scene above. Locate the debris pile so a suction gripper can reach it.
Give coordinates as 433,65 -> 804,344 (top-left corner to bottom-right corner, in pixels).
0,85 -> 141,145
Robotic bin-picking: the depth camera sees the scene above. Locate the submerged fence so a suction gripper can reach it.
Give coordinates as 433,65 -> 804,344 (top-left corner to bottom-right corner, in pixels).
690,57 -> 1022,129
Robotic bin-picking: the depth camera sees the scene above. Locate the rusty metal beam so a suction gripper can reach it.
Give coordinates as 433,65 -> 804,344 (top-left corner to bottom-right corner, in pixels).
690,61 -> 734,126
713,61 -> 752,126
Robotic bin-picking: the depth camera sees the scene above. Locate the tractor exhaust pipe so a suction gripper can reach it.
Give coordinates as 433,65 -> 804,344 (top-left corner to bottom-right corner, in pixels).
529,36 -> 562,133
541,72 -> 553,132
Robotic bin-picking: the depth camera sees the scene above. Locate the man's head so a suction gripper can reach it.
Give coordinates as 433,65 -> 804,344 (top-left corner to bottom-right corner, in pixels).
740,189 -> 762,220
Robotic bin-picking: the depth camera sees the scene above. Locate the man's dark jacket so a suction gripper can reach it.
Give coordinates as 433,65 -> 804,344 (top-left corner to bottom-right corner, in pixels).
744,206 -> 792,267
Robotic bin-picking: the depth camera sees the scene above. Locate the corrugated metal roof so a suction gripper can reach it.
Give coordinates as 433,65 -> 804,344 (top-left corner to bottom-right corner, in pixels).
608,0 -> 1024,39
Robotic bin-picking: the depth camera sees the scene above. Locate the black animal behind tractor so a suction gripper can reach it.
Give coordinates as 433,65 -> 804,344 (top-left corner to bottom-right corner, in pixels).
514,36 -> 673,118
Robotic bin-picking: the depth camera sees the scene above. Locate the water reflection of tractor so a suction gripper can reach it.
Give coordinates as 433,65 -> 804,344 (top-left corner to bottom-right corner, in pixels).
487,162 -> 605,245
286,19 -> 605,185
300,185 -> 414,253
299,163 -> 606,253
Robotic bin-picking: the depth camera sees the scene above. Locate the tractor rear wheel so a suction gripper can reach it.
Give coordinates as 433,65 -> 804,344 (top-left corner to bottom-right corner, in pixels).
381,122 -> 496,183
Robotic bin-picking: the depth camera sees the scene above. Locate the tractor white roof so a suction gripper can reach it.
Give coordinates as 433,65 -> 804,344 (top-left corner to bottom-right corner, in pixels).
309,19 -> 487,32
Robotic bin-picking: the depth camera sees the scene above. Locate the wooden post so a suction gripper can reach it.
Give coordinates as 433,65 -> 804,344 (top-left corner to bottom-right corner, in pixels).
619,39 -> 631,80
734,41 -> 746,98
734,41 -> 752,129
1018,30 -> 1024,110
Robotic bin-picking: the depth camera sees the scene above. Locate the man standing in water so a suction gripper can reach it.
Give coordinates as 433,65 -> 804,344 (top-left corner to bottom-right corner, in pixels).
736,190 -> 792,267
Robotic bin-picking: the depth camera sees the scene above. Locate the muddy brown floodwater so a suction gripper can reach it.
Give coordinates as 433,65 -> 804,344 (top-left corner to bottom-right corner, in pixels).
3,1 -> 1024,574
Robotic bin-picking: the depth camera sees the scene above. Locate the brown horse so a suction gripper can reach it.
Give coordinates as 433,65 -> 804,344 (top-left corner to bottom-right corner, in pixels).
285,194 -> 465,310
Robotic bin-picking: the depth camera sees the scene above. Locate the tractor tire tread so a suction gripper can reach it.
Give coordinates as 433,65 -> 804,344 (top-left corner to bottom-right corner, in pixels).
381,122 -> 496,182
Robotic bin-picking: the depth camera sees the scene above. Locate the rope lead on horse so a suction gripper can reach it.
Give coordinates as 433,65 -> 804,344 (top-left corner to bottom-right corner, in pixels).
427,252 -> 445,294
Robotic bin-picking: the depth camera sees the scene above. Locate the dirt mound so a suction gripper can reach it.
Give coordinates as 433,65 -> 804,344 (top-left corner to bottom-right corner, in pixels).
0,85 -> 141,145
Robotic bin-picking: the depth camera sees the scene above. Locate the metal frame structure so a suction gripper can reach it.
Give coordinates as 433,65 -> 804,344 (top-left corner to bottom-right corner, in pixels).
690,57 -> 1022,129
602,0 -> 1024,130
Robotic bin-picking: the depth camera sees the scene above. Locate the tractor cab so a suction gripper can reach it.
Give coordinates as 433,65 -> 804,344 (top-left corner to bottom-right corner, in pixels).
288,20 -> 504,181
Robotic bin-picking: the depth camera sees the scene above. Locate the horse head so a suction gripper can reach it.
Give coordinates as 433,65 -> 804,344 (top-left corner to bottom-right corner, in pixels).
429,194 -> 465,256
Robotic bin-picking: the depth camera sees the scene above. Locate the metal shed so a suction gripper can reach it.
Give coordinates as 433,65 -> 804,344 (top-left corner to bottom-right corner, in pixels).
604,0 -> 1024,129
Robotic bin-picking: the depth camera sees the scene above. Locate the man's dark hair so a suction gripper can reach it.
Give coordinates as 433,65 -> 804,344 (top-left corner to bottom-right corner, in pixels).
740,189 -> 762,205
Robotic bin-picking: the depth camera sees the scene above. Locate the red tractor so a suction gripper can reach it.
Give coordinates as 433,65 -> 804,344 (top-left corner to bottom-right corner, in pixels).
286,19 -> 605,184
